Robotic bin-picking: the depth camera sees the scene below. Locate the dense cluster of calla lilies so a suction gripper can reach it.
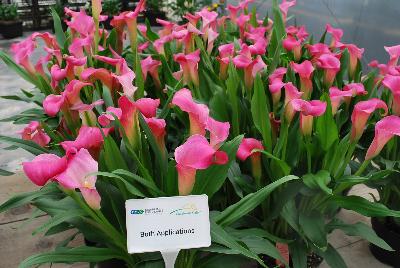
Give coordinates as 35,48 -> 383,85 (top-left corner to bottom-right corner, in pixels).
1,0 -> 400,266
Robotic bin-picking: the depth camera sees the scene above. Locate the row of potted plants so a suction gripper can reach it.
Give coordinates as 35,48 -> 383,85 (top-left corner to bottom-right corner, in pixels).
0,0 -> 399,267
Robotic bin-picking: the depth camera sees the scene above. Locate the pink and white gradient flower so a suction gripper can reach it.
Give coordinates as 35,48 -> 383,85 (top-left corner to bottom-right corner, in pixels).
22,148 -> 101,209
175,135 -> 228,195
290,60 -> 314,99
382,75 -> 400,115
316,54 -> 341,87
173,50 -> 201,87
286,99 -> 326,135
141,56 -> 162,88
237,137 -> 264,184
326,23 -> 343,48
329,87 -> 353,115
172,88 -> 209,135
20,121 -> 51,147
365,115 -> 400,160
350,99 -> 388,142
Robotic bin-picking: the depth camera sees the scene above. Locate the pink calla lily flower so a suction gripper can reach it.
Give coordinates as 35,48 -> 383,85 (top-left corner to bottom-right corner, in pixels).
205,117 -> 230,149
365,115 -> 400,160
326,23 -> 343,48
141,56 -> 162,88
316,53 -> 341,87
23,154 -> 67,186
338,43 -> 364,78
56,148 -> 101,209
329,87 -> 353,114
237,137 -> 264,184
284,82 -> 303,106
175,135 -> 228,195
286,99 -> 326,135
144,117 -> 167,150
98,107 -> 123,127
10,37 -> 36,75
290,60 -> 314,99
20,121 -> 51,147
157,18 -> 175,37
279,0 -> 296,22
217,43 -> 235,80
61,126 -> 110,158
283,36 -> 302,61
237,138 -> 264,161
173,50 -> 201,87
172,88 -> 209,135
227,4 -> 241,24
350,99 -> 388,142
384,45 -> 400,66
233,45 -> 267,89
269,67 -> 287,107
307,43 -> 331,59
50,65 -> 67,89
382,75 -> 400,115
81,67 -> 115,91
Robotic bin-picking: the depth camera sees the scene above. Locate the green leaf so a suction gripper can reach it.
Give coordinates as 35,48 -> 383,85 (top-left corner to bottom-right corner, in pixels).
256,149 -> 291,176
316,94 -> 338,151
327,219 -> 393,251
302,170 -> 332,195
316,244 -> 347,268
0,135 -> 49,155
299,210 -> 328,250
0,168 -> 14,176
135,52 -> 145,98
18,246 -> 125,268
145,18 -> 160,41
195,254 -> 252,268
33,209 -> 86,235
210,221 -> 265,266
113,169 -> 164,196
216,175 -> 299,226
251,75 -> 272,151
51,7 -> 66,48
226,64 -> 240,137
0,51 -> 38,87
289,239 -> 308,268
102,136 -> 129,171
240,236 -> 287,265
192,135 -> 243,198
331,195 -> 400,217
0,183 -> 59,213
94,171 -> 146,197
138,114 -> 167,182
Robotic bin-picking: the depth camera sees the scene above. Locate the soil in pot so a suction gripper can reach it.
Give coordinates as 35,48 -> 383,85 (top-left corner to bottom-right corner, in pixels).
369,217 -> 400,267
0,20 -> 23,39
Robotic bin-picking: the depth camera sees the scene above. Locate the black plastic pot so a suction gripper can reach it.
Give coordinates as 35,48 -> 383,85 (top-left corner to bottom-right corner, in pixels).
0,20 -> 23,39
369,217 -> 400,267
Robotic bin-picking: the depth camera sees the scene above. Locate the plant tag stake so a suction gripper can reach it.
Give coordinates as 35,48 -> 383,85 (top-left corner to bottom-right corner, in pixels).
126,195 -> 211,267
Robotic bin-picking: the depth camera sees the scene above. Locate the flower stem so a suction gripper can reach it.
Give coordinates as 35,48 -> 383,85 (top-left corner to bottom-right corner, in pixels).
354,160 -> 371,176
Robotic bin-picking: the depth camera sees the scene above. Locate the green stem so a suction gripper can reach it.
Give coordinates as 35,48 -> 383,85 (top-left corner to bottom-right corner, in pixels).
335,142 -> 356,179
305,137 -> 312,173
354,160 -> 371,176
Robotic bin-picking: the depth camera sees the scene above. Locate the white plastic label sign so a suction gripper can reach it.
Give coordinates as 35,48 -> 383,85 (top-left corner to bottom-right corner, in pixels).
125,195 -> 211,254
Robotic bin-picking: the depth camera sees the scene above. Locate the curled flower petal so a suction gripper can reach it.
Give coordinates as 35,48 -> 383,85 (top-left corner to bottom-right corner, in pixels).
237,138 -> 264,161
365,115 -> 400,160
23,154 -> 67,186
351,99 -> 388,141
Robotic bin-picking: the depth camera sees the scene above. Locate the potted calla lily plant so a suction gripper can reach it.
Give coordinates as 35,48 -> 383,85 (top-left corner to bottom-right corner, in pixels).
0,0 -> 400,267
